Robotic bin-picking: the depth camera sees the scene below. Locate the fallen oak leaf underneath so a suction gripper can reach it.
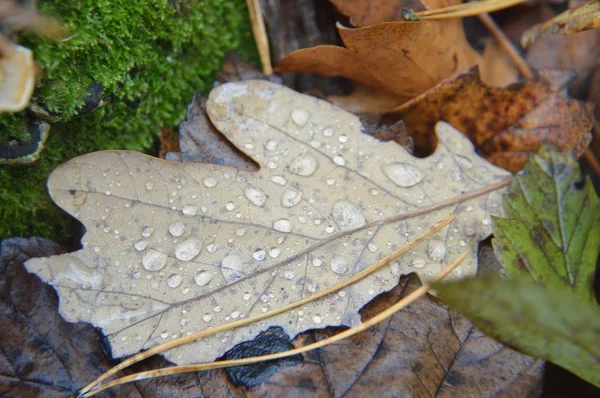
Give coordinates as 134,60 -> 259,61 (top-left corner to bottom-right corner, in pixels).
391,67 -> 594,171
25,80 -> 510,374
165,92 -> 258,170
284,267 -> 543,397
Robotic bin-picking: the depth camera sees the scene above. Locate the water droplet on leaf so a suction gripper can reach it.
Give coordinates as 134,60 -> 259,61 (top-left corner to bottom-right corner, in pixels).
289,152 -> 319,176
381,163 -> 424,187
175,239 -> 203,262
142,249 -> 168,271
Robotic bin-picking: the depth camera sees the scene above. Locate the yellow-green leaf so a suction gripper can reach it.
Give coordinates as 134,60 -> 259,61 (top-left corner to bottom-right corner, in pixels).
434,275 -> 600,388
492,143 -> 600,303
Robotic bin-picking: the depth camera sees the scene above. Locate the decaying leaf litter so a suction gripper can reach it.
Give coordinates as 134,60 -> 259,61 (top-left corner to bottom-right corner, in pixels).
1,0 -> 600,394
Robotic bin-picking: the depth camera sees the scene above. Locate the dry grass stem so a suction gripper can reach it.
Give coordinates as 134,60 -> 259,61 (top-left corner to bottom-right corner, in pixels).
416,0 -> 526,20
246,0 -> 272,75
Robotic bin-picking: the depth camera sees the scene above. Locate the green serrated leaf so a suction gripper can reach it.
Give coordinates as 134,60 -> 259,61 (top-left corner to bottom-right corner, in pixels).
434,275 -> 600,388
492,143 -> 600,302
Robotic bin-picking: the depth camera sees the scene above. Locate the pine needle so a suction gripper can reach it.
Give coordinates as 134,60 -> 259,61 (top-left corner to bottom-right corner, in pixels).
415,0 -> 526,20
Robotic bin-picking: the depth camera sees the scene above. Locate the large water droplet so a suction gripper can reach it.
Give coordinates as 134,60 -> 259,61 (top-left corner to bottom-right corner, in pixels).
313,315 -> 323,324
381,163 -> 424,187
330,255 -> 348,274
142,250 -> 168,271
141,227 -> 154,238
410,257 -> 427,268
273,219 -> 293,233
271,175 -> 287,185
332,200 -> 366,231
284,270 -> 295,280
134,240 -> 148,251
175,238 -> 203,262
289,153 -> 319,176
427,239 -> 446,262
182,205 -> 198,216
290,108 -> 309,126
253,249 -> 266,261
145,181 -> 154,190
244,186 -> 267,207
167,274 -> 182,288
194,271 -> 212,286
455,155 -> 473,169
225,202 -> 236,211
389,261 -> 401,276
333,155 -> 345,166
281,189 -> 302,207
168,222 -> 185,237
367,242 -> 378,253
221,255 -> 244,283
264,140 -> 278,151
203,176 -> 217,187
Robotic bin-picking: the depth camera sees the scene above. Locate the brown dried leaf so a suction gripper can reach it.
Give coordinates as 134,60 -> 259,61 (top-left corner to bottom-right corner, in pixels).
0,238 -> 139,397
479,40 -> 520,87
265,275 -> 544,397
0,237 -> 256,397
393,67 -> 594,171
158,128 -> 179,160
24,81 -> 509,367
521,0 -> 600,47
277,0 -> 521,113
499,3 -> 599,75
165,93 -> 257,170
275,17 -> 481,111
216,52 -> 282,84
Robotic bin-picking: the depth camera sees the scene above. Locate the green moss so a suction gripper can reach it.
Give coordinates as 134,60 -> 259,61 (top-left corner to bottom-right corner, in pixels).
0,114 -> 28,140
0,0 -> 258,241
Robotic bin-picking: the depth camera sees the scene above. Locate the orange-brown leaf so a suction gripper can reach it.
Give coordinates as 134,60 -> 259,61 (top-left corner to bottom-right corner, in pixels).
275,21 -> 481,110
392,68 -> 594,171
